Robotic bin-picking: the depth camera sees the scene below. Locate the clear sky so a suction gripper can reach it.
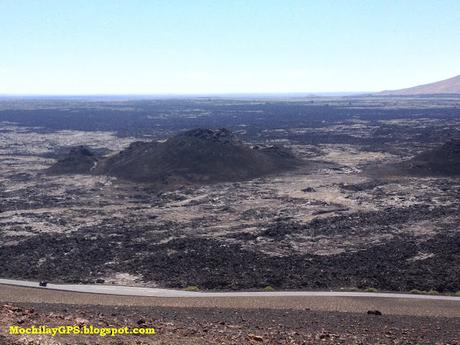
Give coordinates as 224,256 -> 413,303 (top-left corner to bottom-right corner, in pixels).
1,0 -> 459,95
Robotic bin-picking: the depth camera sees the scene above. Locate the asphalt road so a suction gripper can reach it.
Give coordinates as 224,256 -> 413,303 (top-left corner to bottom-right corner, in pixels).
1,278 -> 459,300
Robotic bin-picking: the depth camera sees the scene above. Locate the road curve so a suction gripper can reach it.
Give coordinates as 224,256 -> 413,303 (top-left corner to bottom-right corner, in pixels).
1,278 -> 459,301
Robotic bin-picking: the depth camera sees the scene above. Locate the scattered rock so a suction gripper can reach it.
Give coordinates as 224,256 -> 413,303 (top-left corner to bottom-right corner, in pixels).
248,333 -> 264,342
75,317 -> 90,325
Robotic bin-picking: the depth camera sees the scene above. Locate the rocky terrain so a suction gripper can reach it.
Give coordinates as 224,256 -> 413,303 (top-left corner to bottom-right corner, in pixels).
0,96 -> 459,293
1,302 -> 459,345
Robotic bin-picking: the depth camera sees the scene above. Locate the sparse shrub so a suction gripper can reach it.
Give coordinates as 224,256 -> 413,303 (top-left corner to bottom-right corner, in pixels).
184,285 -> 200,292
427,289 -> 439,295
347,287 -> 361,292
455,291 -> 460,297
263,285 -> 275,292
364,287 -> 378,293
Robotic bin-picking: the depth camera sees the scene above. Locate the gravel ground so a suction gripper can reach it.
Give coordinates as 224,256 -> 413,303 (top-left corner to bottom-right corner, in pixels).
0,285 -> 459,344
1,302 -> 459,345
1,284 -> 460,317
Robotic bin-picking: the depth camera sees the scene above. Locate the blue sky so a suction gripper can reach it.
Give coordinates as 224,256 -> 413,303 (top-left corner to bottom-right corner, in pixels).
1,0 -> 459,95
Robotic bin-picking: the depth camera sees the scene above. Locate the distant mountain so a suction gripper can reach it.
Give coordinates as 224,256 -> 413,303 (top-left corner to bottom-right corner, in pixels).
380,75 -> 460,95
49,129 -> 300,185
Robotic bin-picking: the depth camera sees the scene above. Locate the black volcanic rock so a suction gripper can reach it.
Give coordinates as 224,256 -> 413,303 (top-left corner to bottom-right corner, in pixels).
94,128 -> 299,184
402,139 -> 460,176
48,146 -> 98,174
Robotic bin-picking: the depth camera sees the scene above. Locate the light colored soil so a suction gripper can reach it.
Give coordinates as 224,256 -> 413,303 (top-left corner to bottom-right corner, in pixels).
1,285 -> 459,318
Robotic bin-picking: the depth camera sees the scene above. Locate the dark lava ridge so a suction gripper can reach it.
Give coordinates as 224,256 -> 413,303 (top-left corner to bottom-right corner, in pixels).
47,146 -> 98,174
368,139 -> 460,177
402,139 -> 460,176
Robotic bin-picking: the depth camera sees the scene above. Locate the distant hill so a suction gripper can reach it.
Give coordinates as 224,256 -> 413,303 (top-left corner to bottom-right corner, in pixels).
367,139 -> 460,177
49,129 -> 300,185
381,75 -> 460,95
401,140 -> 460,176
47,146 -> 98,174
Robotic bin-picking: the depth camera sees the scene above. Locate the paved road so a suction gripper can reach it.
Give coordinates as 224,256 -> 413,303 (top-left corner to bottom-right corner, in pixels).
1,278 -> 459,301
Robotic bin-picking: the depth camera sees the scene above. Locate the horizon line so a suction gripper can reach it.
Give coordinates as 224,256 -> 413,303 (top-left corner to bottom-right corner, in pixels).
0,91 -> 372,98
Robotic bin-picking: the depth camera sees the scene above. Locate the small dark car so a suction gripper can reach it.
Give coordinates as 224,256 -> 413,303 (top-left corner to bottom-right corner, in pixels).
39,281 -> 48,287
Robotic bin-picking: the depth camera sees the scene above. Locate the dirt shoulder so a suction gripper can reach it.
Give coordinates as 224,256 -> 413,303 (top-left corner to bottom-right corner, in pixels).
1,301 -> 459,345
1,284 -> 460,318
